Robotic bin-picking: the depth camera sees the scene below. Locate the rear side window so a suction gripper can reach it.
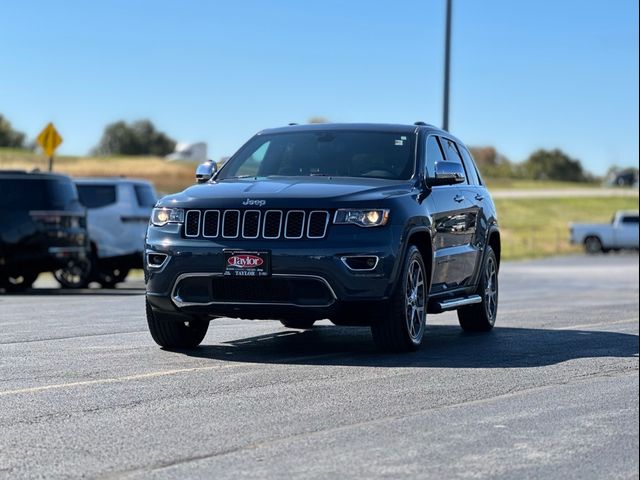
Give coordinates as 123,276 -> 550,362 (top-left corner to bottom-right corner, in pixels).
621,216 -> 639,224
438,136 -> 469,184
134,184 -> 157,207
77,185 -> 117,209
456,144 -> 482,186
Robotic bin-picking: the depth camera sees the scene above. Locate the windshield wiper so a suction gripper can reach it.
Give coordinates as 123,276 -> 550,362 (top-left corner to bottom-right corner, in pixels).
221,175 -> 255,180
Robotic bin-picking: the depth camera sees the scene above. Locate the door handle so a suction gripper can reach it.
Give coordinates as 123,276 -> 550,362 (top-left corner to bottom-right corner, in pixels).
453,195 -> 465,203
475,194 -> 484,201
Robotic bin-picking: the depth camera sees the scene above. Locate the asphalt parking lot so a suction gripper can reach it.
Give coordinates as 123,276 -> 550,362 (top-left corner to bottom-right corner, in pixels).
0,254 -> 638,479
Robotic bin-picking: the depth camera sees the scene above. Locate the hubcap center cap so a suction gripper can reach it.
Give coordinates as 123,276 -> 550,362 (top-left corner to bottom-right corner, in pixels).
408,289 -> 418,306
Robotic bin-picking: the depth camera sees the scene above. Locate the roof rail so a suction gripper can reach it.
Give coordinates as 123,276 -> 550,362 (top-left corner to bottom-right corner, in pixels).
288,123 -> 298,126
414,121 -> 436,127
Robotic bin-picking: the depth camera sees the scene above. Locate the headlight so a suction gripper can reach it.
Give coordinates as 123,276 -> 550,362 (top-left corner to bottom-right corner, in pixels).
334,209 -> 390,227
151,207 -> 184,226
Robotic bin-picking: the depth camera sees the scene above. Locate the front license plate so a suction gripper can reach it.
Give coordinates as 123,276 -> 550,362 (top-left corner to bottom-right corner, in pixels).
224,250 -> 271,277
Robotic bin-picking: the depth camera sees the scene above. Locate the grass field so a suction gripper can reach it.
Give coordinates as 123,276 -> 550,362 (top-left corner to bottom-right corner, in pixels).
485,178 -> 602,190
495,196 -> 638,259
0,148 -> 197,194
2,148 -> 637,261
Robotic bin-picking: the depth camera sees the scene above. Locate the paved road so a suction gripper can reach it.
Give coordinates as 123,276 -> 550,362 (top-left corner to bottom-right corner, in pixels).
0,254 -> 638,479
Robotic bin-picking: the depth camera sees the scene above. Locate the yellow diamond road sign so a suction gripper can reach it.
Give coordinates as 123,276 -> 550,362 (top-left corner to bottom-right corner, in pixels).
36,123 -> 63,157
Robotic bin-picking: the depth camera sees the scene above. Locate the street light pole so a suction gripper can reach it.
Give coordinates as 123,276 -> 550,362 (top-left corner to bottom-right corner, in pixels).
442,0 -> 452,131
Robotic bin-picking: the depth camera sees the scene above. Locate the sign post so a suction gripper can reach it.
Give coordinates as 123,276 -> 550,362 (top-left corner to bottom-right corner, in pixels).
36,123 -> 63,171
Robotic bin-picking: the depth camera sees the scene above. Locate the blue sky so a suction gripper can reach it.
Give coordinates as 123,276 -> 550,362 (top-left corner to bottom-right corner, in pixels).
1,0 -> 638,174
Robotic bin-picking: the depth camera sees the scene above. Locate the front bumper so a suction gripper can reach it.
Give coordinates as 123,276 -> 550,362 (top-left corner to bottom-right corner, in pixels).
145,223 -> 403,319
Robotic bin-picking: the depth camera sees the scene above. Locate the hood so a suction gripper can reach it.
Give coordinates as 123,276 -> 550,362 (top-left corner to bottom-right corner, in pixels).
158,177 -> 415,209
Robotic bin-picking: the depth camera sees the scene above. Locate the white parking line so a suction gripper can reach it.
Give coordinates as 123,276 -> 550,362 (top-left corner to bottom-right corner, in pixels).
0,364 -> 236,397
0,351 -> 348,397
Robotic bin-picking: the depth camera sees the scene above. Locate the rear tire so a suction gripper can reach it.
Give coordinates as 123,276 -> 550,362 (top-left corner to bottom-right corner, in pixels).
280,319 -> 316,329
1,272 -> 38,292
458,246 -> 498,332
146,300 -> 209,348
54,258 -> 93,289
370,245 -> 426,352
98,267 -> 130,288
584,236 -> 603,254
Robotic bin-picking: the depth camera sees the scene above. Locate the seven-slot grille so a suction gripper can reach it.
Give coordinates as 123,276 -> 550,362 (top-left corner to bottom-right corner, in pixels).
184,209 -> 330,240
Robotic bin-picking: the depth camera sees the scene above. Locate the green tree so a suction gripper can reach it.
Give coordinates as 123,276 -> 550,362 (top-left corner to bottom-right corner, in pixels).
92,119 -> 176,156
469,146 -> 517,178
307,116 -> 329,124
522,149 -> 587,182
0,114 -> 26,148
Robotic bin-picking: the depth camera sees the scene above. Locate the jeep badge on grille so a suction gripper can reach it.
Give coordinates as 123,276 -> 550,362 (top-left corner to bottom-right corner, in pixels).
242,199 -> 267,207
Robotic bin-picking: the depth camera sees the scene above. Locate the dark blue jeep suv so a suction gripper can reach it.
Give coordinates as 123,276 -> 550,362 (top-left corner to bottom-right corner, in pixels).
144,123 -> 500,352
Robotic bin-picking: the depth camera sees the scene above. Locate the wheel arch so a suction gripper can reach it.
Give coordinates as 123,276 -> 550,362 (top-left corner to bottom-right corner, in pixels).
393,226 -> 433,294
584,234 -> 602,243
487,228 -> 501,270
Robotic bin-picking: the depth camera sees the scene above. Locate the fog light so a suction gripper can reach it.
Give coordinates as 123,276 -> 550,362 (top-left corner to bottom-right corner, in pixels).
147,253 -> 169,268
341,256 -> 379,271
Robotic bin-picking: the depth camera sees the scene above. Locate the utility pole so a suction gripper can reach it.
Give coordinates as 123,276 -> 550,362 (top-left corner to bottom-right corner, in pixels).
442,0 -> 452,131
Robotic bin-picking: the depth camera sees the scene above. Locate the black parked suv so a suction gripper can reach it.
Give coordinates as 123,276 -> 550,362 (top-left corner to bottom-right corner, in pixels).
145,123 -> 500,351
0,171 -> 89,292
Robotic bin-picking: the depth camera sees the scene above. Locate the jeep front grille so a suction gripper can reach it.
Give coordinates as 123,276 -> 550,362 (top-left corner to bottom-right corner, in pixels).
183,209 -> 330,240
185,210 -> 201,237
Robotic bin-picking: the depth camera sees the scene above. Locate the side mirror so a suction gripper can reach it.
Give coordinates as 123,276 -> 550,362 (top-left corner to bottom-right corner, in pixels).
195,160 -> 217,184
427,161 -> 466,186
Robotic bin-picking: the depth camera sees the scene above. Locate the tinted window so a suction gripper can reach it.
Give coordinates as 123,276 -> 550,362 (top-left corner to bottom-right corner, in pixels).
621,216 -> 639,224
425,135 -> 443,178
219,131 -> 416,181
0,178 -> 78,210
77,185 -> 117,209
134,184 -> 157,207
456,144 -> 482,186
439,136 -> 468,184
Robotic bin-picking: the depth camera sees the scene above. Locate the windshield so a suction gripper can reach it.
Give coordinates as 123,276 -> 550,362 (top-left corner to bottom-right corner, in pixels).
218,130 -> 416,181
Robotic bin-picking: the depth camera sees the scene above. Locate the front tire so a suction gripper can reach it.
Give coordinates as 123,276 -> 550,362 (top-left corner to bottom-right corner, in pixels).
146,300 -> 209,348
54,258 -> 93,289
370,245 -> 427,352
98,267 -> 130,288
458,246 -> 498,332
584,236 -> 603,254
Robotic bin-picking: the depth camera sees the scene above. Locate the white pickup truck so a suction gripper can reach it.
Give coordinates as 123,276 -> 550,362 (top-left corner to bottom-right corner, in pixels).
570,210 -> 639,254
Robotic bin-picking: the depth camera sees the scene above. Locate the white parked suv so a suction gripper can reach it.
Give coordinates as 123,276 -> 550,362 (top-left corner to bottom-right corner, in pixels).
55,178 -> 157,288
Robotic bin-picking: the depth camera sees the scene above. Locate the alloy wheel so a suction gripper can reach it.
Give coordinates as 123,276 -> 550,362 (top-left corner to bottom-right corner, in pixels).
484,256 -> 498,324
405,258 -> 426,340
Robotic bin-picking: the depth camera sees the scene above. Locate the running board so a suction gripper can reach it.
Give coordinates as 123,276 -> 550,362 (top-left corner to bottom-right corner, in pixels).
434,295 -> 482,312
